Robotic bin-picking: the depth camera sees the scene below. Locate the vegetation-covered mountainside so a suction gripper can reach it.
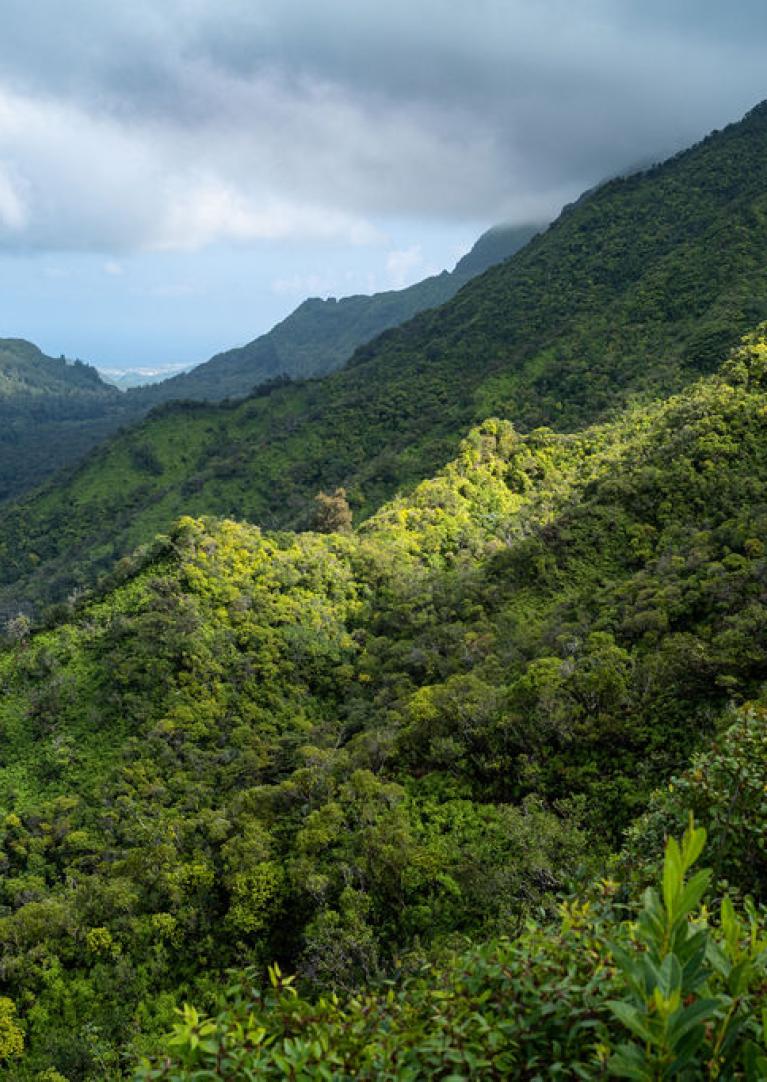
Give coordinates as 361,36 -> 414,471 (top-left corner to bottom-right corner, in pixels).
3,329 -> 767,1076
0,225 -> 539,509
5,101 -> 767,615
128,223 -> 541,406
0,340 -> 123,503
0,340 -> 109,398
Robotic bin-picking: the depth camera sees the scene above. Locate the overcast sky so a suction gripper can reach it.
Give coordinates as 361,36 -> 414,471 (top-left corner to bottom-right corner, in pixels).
1,1 -> 766,370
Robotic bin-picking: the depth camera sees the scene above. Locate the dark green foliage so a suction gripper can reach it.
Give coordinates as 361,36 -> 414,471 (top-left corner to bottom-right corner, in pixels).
624,700 -> 767,901
7,105 -> 767,613
0,340 -> 122,503
10,106 -> 767,1078
137,825 -> 767,1080
129,223 -> 541,408
5,328 -> 767,1074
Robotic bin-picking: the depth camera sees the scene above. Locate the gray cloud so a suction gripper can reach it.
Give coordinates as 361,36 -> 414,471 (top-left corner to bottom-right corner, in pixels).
1,1 -> 766,252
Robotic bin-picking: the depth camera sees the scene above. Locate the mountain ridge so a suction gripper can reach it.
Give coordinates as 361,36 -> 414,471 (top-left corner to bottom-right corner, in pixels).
3,101 -> 767,614
4,326 -> 767,1073
0,222 -> 541,504
126,222 -> 541,406
0,338 -> 116,398
0,339 -> 123,503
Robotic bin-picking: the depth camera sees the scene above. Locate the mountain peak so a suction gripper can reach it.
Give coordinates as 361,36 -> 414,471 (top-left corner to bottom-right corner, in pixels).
452,222 -> 544,278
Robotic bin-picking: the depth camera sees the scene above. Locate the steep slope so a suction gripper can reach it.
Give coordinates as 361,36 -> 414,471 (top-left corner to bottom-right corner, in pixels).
5,101 -> 767,613
127,223 -> 541,405
0,339 -> 109,397
0,339 -> 123,502
4,329 -> 767,1074
0,225 -> 540,508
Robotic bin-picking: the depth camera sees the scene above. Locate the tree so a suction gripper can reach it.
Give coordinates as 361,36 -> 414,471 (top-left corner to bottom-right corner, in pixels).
311,488 -> 353,533
5,612 -> 31,645
0,998 -> 23,1062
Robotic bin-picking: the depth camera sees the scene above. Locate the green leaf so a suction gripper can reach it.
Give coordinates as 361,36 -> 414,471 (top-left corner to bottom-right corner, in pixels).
608,1001 -> 656,1045
667,997 -> 720,1046
681,819 -> 707,873
706,938 -> 731,979
608,1042 -> 654,1081
674,868 -> 712,924
721,895 -> 740,955
663,837 -> 683,915
744,1039 -> 767,1082
657,953 -> 682,1000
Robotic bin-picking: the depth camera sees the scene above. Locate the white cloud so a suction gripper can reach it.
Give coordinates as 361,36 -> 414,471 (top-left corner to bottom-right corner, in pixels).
0,2 -> 766,256
385,245 -> 424,288
156,179 -> 380,251
0,164 -> 27,231
103,260 -> 124,275
0,83 -> 387,253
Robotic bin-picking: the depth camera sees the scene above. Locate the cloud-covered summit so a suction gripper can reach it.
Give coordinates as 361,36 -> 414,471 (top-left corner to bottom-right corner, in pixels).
2,0 -> 766,254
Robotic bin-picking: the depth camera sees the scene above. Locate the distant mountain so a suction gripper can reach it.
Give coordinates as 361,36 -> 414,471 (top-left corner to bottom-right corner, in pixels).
129,223 -> 542,407
0,339 -> 123,502
0,222 -> 542,505
5,102 -> 767,615
0,338 -> 111,397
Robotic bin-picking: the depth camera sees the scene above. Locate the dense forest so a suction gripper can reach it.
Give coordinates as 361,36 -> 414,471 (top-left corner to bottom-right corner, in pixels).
4,103 -> 767,620
127,223 -> 541,407
2,325 -> 767,1075
4,102 -> 767,1078
0,224 -> 536,512
0,341 -> 123,504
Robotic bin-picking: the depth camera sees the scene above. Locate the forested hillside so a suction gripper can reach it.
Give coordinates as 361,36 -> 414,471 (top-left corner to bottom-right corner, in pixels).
0,340 -> 123,503
128,223 -> 541,406
3,329 -> 767,1076
0,225 -> 538,508
4,102 -> 767,617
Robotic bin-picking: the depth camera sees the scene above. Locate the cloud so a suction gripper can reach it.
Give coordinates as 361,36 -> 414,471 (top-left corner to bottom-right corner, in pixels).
156,180 -> 381,251
0,164 -> 26,231
0,82 -> 394,253
272,273 -> 339,298
386,246 -> 425,289
0,1 -> 766,254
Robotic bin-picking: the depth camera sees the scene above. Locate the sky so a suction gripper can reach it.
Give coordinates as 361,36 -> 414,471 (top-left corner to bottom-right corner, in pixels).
1,2 -> 767,371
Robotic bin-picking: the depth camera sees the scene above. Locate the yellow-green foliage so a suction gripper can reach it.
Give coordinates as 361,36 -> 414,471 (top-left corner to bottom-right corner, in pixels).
138,825 -> 767,1080
5,330 -> 767,1075
6,103 -> 767,617
0,997 -> 24,1061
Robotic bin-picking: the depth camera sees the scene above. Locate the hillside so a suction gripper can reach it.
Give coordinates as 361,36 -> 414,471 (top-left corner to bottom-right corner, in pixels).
0,225 -> 540,508
3,329 -> 767,1075
0,339 -> 110,397
5,102 -> 767,615
0,340 -> 123,502
127,223 -> 541,405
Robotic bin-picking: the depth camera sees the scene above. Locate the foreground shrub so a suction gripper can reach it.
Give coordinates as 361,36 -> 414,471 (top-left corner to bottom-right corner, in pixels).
136,819 -> 767,1080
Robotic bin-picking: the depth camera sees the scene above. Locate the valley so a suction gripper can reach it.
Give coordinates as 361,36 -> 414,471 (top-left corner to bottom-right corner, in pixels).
3,89 -> 767,1079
